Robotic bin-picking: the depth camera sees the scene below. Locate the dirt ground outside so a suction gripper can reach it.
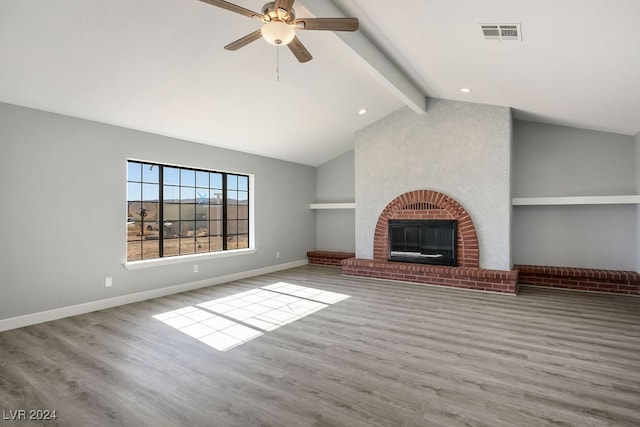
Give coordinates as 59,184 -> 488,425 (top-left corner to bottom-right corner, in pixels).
127,224 -> 248,261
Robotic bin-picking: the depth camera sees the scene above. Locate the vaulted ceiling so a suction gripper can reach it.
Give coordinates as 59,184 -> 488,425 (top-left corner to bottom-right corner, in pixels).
1,0 -> 639,166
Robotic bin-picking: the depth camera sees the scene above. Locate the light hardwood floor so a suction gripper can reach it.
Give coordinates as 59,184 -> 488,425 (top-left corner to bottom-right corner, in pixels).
1,265 -> 639,426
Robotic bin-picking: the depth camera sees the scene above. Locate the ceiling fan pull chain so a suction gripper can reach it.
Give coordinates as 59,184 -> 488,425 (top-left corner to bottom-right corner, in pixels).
276,46 -> 280,82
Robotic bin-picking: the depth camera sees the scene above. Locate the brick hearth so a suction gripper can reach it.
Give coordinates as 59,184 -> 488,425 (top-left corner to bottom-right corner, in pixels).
342,258 -> 518,294
307,250 -> 355,267
517,265 -> 640,295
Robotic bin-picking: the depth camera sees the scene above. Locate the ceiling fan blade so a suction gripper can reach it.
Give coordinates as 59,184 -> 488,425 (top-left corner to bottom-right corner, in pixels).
275,0 -> 295,13
224,29 -> 263,51
294,18 -> 359,32
198,0 -> 263,20
288,36 -> 312,63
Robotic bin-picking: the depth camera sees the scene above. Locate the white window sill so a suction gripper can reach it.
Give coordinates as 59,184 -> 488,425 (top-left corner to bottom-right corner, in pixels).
124,248 -> 257,270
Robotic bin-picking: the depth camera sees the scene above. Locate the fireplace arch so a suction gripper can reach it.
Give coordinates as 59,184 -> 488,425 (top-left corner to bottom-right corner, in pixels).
373,190 -> 479,268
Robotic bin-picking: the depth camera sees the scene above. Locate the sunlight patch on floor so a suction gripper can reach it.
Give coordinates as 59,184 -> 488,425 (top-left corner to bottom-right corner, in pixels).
153,306 -> 262,351
262,282 -> 350,304
153,282 -> 350,351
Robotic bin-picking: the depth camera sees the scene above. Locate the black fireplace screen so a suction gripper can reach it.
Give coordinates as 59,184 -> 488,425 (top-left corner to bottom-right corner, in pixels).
388,219 -> 457,266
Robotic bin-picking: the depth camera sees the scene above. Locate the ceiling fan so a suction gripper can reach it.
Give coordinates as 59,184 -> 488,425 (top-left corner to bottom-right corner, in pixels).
199,0 -> 359,63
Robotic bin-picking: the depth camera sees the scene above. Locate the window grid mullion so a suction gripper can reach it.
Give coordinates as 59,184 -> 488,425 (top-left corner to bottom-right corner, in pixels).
159,166 -> 164,258
222,173 -> 228,251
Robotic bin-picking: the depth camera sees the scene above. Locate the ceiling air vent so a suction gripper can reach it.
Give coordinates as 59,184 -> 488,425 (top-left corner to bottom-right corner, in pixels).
480,23 -> 522,41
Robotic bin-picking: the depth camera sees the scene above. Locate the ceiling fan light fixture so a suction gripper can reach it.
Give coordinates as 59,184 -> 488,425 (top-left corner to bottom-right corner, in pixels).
200,0 -> 360,63
261,21 -> 295,46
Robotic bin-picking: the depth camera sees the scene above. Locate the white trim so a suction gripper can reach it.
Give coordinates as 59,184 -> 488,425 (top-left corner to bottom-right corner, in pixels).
309,203 -> 356,210
248,173 -> 255,250
124,248 -> 257,270
512,195 -> 640,206
0,259 -> 308,332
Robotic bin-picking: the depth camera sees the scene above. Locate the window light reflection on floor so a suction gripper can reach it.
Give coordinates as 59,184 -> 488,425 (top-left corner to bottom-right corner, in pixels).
153,306 -> 263,351
153,282 -> 350,352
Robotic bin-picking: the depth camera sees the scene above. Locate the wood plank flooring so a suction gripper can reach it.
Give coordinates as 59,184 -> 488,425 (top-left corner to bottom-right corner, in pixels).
1,264 -> 639,426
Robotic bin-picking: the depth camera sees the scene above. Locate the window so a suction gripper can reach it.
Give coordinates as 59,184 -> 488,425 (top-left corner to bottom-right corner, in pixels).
127,161 -> 250,262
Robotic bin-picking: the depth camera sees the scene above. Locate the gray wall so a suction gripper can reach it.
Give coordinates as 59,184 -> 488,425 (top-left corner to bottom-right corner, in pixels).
512,121 -> 637,270
315,150 -> 355,252
0,102 -> 316,320
637,131 -> 640,272
354,100 -> 513,271
637,131 -> 640,192
513,121 -> 636,196
512,205 -> 636,270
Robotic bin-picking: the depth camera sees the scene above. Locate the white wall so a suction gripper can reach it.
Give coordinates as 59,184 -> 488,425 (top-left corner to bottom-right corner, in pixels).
315,150 -> 355,252
512,121 -> 637,270
354,100 -> 513,271
0,102 -> 316,321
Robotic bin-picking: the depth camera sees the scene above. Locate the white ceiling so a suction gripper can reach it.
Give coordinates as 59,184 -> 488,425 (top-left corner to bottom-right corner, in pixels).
1,0 -> 639,166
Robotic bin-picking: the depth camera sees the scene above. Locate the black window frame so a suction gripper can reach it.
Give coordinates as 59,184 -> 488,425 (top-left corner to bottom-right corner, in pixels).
126,160 -> 250,262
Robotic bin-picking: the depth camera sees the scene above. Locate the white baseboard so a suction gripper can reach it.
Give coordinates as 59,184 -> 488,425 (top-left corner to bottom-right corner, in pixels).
0,259 -> 308,332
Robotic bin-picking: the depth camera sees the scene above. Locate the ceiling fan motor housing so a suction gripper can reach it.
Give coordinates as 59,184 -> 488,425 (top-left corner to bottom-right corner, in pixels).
261,1 -> 295,22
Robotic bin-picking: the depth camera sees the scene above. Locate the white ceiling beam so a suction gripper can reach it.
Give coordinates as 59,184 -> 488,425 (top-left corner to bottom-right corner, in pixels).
302,0 -> 426,114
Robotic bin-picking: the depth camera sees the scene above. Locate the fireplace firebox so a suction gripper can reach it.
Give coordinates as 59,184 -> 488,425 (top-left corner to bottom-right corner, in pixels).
388,219 -> 457,266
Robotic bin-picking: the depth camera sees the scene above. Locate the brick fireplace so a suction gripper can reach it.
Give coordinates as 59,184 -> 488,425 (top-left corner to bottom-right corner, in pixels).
373,190 -> 479,267
334,102 -> 638,296
342,190 -> 519,294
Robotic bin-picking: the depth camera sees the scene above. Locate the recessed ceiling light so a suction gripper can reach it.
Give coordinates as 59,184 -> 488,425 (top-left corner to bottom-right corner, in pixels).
358,108 -> 368,115
460,88 -> 472,94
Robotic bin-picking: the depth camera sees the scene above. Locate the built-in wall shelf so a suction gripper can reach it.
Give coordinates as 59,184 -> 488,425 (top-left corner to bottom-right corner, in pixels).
310,203 -> 356,210
512,195 -> 640,206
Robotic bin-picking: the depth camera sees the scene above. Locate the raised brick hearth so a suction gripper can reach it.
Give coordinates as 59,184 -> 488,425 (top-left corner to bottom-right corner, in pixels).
342,258 -> 518,293
307,251 -> 355,267
517,265 -> 640,295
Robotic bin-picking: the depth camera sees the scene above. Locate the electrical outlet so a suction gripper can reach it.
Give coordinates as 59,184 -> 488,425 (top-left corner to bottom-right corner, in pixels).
105,277 -> 113,288
276,251 -> 280,259
193,264 -> 198,273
